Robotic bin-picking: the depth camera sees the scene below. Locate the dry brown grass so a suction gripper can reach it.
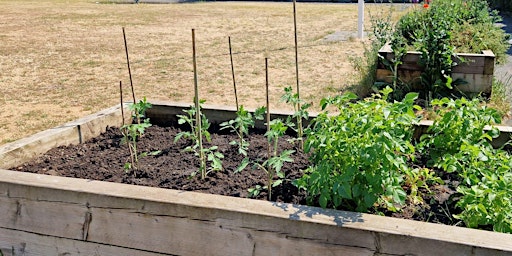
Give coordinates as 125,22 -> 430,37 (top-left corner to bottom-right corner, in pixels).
0,0 -> 408,144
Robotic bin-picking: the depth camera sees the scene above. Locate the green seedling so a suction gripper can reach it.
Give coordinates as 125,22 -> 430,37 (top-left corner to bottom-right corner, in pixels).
220,106 -> 265,172
254,118 -> 295,201
175,100 -> 224,179
281,86 -> 310,149
248,184 -> 264,198
121,97 -> 159,175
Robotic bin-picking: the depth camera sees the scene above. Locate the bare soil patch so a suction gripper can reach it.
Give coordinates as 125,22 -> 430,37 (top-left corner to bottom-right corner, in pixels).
0,0 -> 408,144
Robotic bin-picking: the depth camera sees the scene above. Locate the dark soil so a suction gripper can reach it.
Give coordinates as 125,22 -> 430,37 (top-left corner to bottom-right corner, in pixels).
13,124 -> 463,227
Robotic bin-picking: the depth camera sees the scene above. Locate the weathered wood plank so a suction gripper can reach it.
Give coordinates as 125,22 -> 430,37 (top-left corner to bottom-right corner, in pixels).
87,207 -> 255,256
0,227 -> 169,256
251,230 -> 375,256
0,104 -> 130,169
377,44 -> 495,92
0,169 -> 511,256
0,196 -> 87,240
452,73 -> 493,93
0,126 -> 79,169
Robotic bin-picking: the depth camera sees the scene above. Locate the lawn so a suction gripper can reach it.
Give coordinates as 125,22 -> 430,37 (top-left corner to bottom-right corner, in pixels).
0,0 -> 408,144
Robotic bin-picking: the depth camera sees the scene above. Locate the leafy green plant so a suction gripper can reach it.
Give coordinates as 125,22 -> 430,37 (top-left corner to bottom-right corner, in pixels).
254,118 -> 295,201
380,0 -> 509,100
416,97 -> 511,233
297,88 -> 421,212
220,105 -> 253,156
403,167 -> 443,206
248,184 -> 264,198
281,86 -> 310,149
130,96 -> 152,124
120,97 -> 159,174
452,145 -> 512,233
219,106 -> 265,173
418,97 -> 501,165
175,100 -> 224,178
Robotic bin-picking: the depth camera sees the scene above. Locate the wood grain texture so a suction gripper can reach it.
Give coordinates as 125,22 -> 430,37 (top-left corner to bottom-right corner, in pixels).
0,169 -> 511,255
0,227 -> 168,256
377,45 -> 496,93
0,104 -> 130,169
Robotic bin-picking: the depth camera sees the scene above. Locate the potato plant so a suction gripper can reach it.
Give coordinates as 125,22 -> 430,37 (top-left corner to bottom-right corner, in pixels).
419,97 -> 511,233
297,88 -> 422,212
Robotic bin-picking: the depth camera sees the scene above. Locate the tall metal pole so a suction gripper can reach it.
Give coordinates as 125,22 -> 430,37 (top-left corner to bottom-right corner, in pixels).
357,0 -> 364,39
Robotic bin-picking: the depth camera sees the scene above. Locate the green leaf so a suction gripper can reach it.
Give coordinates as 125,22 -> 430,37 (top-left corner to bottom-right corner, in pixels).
272,179 -> 283,187
319,194 -> 328,209
236,158 -> 250,173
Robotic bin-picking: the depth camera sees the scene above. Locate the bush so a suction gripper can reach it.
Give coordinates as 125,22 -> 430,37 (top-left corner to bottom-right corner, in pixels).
379,0 -> 510,100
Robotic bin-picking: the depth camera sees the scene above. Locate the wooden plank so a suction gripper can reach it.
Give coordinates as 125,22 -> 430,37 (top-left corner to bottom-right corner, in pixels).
66,104 -> 131,142
0,227 -> 167,256
0,104 -> 129,169
0,196 -> 87,240
454,54 -> 486,67
0,125 -> 78,169
483,53 -> 495,75
146,100 -> 312,130
251,230 -> 375,256
87,207 -> 256,256
0,170 -> 511,254
452,73 -> 493,93
376,69 -> 393,83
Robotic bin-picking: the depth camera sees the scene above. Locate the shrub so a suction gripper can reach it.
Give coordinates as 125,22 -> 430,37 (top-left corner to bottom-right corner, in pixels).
379,0 -> 510,100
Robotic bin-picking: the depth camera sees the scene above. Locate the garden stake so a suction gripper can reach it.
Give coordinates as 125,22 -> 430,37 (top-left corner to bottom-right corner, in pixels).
119,81 -> 125,126
122,27 -> 137,105
192,29 -> 206,179
228,36 -> 239,111
292,0 -> 304,150
265,57 -> 272,201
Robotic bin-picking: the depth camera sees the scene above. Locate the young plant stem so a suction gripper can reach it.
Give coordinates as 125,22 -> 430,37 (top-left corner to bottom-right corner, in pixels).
265,57 -> 272,201
120,82 -> 134,168
122,27 -> 136,105
192,29 -> 206,179
292,0 -> 303,151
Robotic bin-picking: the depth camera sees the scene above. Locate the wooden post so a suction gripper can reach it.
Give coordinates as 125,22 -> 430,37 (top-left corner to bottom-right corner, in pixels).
228,36 -> 239,111
192,29 -> 205,179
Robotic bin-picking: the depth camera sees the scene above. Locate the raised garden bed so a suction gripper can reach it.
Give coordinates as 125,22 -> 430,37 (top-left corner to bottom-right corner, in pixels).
0,101 -> 511,255
376,44 -> 496,95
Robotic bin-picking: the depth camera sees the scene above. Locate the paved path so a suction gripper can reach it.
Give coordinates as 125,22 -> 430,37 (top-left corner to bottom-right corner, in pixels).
495,14 -> 512,83
495,13 -> 512,123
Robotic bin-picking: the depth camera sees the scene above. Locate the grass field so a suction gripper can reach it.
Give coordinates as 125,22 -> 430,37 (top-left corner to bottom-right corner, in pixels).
0,0 -> 408,144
